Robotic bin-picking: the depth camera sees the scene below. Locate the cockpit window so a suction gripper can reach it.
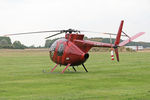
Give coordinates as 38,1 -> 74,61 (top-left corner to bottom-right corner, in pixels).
50,41 -> 57,51
50,40 -> 58,57
57,43 -> 64,56
50,38 -> 67,57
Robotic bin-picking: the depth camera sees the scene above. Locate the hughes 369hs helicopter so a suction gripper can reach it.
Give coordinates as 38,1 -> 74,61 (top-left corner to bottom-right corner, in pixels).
5,20 -> 145,73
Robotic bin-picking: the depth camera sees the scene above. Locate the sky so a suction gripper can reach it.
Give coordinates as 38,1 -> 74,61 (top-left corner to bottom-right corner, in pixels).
0,0 -> 150,46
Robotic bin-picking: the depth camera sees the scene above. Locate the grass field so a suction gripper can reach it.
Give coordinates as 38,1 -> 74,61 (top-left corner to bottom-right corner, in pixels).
0,49 -> 150,100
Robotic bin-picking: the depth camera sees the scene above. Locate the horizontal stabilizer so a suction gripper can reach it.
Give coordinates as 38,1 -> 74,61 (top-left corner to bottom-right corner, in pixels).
119,32 -> 145,46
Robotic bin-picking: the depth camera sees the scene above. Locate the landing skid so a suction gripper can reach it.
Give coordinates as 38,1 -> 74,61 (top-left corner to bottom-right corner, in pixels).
51,64 -> 58,72
44,63 -> 88,73
72,66 -> 77,72
61,64 -> 71,73
82,63 -> 88,72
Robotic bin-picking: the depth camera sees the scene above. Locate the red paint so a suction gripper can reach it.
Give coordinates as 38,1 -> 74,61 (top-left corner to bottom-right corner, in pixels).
51,64 -> 58,72
114,48 -> 119,62
61,64 -> 71,73
115,20 -> 124,45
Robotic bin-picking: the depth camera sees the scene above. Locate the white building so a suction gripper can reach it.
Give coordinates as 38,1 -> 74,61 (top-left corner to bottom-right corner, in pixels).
125,46 -> 144,51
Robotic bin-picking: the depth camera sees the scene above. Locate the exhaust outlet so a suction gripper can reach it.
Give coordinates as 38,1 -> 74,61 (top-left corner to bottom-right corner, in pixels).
84,53 -> 89,60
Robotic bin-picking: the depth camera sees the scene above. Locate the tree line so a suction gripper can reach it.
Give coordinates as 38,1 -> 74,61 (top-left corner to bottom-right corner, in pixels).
0,37 -> 26,49
0,36 -> 150,49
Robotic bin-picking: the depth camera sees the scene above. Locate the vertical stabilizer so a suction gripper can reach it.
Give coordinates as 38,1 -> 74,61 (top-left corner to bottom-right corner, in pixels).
115,20 -> 124,45
114,20 -> 124,62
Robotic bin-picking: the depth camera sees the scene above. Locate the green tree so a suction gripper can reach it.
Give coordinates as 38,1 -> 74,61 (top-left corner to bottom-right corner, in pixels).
45,38 -> 59,48
12,41 -> 26,49
0,37 -> 12,48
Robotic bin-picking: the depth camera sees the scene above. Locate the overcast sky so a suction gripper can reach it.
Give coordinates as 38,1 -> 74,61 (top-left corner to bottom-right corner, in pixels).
0,0 -> 149,46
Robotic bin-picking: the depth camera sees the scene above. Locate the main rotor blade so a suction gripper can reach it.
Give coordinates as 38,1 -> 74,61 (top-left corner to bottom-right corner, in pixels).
45,32 -> 63,39
80,30 -> 127,37
103,33 -> 126,37
4,30 -> 62,36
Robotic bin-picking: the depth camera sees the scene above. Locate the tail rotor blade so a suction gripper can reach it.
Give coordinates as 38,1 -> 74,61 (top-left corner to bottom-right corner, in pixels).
114,48 -> 119,62
119,32 -> 145,46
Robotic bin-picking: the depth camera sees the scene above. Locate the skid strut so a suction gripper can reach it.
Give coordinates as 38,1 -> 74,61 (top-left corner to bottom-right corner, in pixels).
82,63 -> 88,72
51,64 -> 58,72
72,66 -> 76,72
61,64 -> 71,73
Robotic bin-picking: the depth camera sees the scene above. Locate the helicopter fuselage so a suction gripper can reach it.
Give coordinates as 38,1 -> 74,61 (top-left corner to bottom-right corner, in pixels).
49,34 -> 90,66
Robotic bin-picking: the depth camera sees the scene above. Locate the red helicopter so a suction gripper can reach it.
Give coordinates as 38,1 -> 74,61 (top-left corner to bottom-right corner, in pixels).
4,20 -> 145,73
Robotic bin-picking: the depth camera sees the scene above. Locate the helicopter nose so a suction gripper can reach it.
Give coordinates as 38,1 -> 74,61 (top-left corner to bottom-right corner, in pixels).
84,53 -> 89,60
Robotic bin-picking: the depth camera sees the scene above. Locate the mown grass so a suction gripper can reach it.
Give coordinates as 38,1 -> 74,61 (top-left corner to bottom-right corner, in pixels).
0,49 -> 150,100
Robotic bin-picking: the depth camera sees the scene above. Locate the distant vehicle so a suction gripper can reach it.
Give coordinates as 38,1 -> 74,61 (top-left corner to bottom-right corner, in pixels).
4,20 -> 145,73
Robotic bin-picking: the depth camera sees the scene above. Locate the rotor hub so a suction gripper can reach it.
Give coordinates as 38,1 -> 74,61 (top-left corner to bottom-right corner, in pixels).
61,29 -> 80,34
